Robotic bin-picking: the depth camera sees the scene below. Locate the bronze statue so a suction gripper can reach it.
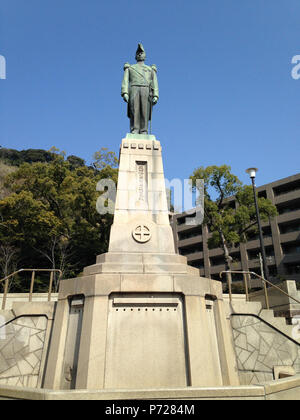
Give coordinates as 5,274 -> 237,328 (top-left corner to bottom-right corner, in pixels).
121,44 -> 159,134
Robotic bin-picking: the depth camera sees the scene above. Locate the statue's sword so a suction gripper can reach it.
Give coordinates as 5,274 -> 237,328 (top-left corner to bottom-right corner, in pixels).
150,100 -> 153,134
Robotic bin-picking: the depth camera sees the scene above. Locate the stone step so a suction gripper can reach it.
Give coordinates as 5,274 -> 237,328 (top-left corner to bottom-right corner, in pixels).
259,309 -> 288,330
229,300 -> 263,316
84,263 -> 144,275
187,265 -> 200,276
96,252 -> 187,265
0,310 -> 15,327
83,262 -> 196,276
143,264 -> 191,274
229,300 -> 297,342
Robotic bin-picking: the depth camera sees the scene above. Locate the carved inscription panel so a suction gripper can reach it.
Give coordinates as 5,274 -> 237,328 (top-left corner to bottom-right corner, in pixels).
104,293 -> 188,389
136,161 -> 148,203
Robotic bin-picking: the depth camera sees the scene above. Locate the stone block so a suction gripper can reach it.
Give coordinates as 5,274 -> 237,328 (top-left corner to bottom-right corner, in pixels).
84,262 -> 144,275
152,212 -> 172,225
96,253 -> 143,264
109,222 -> 175,254
142,253 -> 187,265
120,274 -> 174,293
117,171 -> 139,192
174,275 -> 211,296
104,293 -> 187,389
144,263 -> 188,274
59,274 -> 121,298
235,333 -> 247,350
273,366 -> 295,380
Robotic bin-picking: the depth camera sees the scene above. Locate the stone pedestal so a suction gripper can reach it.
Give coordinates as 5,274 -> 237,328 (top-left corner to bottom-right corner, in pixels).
109,136 -> 175,254
43,135 -> 240,390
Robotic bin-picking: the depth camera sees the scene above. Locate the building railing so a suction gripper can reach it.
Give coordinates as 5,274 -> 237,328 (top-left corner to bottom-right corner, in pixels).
0,269 -> 63,310
220,270 -> 300,311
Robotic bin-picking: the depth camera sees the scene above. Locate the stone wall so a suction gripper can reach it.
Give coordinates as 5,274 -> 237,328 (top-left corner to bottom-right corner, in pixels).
0,293 -> 58,311
231,314 -> 300,385
248,280 -> 300,320
0,316 -> 48,388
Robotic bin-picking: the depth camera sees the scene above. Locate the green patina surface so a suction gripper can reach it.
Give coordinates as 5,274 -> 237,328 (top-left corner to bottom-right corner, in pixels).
122,44 -> 159,135
125,133 -> 156,141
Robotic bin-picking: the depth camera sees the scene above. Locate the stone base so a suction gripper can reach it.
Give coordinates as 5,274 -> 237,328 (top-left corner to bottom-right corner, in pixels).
83,252 -> 200,276
43,251 -> 240,391
41,134 -> 239,391
3,375 -> 300,400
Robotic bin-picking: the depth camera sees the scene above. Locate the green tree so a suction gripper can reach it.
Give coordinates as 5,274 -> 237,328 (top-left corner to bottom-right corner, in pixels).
190,165 -> 278,279
0,147 -> 56,166
0,150 -> 118,289
0,189 -> 59,289
67,155 -> 85,170
0,162 -> 16,199
93,147 -> 118,172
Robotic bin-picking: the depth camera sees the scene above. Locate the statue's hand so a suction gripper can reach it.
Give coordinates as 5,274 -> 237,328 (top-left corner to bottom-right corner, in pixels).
123,94 -> 129,103
152,97 -> 158,105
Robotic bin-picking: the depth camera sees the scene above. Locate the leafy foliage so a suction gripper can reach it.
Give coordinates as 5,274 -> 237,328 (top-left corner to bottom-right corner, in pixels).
0,148 -> 118,291
93,147 -> 119,171
0,162 -> 16,199
0,147 -> 55,166
190,165 -> 278,270
0,146 -> 87,169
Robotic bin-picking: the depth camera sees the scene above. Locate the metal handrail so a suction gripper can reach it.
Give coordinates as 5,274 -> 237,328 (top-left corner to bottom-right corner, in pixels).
220,270 -> 300,311
0,269 -> 62,310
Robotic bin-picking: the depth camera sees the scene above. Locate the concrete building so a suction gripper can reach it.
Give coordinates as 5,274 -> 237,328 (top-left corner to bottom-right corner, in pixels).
171,173 -> 300,285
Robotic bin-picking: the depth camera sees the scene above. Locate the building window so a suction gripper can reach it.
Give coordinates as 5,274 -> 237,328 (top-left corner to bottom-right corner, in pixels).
178,227 -> 202,241
177,217 -> 186,225
268,266 -> 278,277
282,242 -> 300,255
279,223 -> 300,234
277,200 -> 300,215
179,244 -> 203,255
246,226 -> 272,241
189,260 -> 204,269
210,256 -> 225,267
247,247 -> 275,261
284,264 -> 300,275
230,252 -> 241,261
258,190 -> 267,199
273,180 -> 300,197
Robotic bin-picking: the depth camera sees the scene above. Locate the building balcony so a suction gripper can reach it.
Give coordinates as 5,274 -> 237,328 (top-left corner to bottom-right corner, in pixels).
245,237 -> 274,250
275,190 -> 300,205
247,256 -> 276,269
177,223 -> 202,233
277,209 -> 300,224
186,252 -> 204,262
282,253 -> 300,265
178,235 -> 203,248
280,232 -> 300,244
207,248 -> 225,257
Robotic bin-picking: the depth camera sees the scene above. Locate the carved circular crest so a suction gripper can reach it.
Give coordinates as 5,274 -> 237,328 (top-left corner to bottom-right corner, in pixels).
132,224 -> 151,243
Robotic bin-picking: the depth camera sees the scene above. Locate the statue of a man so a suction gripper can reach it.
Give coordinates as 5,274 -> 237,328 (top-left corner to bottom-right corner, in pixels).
121,44 -> 159,134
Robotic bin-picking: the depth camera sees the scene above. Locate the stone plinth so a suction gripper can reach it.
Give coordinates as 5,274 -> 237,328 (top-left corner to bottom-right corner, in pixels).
109,138 -> 175,254
43,135 -> 240,391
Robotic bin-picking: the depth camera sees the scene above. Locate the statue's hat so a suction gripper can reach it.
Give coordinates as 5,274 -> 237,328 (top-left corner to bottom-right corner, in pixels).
136,43 -> 145,55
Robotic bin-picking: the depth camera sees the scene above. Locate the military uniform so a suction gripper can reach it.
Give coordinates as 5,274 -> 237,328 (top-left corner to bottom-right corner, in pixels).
121,62 -> 159,134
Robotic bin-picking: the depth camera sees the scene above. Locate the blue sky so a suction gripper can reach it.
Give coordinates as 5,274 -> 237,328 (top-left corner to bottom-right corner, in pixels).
0,0 -> 299,188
